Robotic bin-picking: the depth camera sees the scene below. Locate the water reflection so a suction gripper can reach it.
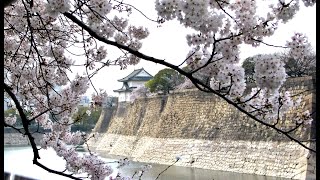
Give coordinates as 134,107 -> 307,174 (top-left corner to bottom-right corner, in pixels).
114,161 -> 286,180
4,146 -> 289,180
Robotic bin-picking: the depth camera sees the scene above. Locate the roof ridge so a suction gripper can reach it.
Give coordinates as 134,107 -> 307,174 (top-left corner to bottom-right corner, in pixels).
117,68 -> 152,82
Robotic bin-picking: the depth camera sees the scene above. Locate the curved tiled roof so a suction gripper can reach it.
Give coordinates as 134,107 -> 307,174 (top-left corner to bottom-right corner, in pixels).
118,68 -> 153,82
113,82 -> 136,92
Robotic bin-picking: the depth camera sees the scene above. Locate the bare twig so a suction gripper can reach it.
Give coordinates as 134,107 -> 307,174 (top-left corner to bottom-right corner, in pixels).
155,159 -> 179,180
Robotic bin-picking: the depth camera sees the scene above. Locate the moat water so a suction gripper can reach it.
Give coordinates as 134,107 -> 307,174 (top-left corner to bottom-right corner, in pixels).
4,146 -> 289,180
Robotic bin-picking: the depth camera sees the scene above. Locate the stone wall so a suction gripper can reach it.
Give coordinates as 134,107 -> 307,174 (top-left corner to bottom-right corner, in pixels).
91,134 -> 314,179
92,105 -> 117,133
89,76 -> 316,180
4,133 -> 42,146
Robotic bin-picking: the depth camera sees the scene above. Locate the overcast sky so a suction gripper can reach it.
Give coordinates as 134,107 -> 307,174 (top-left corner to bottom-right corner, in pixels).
71,1 -> 316,97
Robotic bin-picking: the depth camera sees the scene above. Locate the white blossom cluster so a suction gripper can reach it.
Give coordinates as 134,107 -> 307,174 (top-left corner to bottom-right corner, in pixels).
40,132 -> 114,179
36,113 -> 53,129
47,47 -> 73,67
4,0 -> 117,176
86,46 -> 108,70
252,15 -> 277,41
219,18 -> 232,37
280,91 -> 294,112
181,0 -> 224,33
3,0 -> 315,179
302,0 -> 316,7
82,154 -> 113,180
253,54 -> 287,93
286,33 -> 311,60
89,0 -> 112,17
229,0 -> 258,33
129,86 -> 150,102
294,110 -> 313,125
210,64 -> 246,97
91,90 -> 108,106
46,0 -> 71,16
71,75 -> 90,95
155,0 -> 181,21
215,39 -> 241,64
175,78 -> 194,89
270,0 -> 300,23
112,16 -> 129,32
114,33 -> 130,45
154,0 -> 314,90
87,13 -> 149,68
185,49 -> 203,70
156,0 -> 225,34
95,46 -> 108,62
228,0 -> 277,46
78,4 -> 149,69
85,0 -> 112,26
186,33 -> 214,48
128,26 -> 150,40
241,88 -> 311,125
128,40 -> 142,51
127,55 -> 141,66
5,116 -> 17,126
95,22 -> 115,38
242,89 -> 280,121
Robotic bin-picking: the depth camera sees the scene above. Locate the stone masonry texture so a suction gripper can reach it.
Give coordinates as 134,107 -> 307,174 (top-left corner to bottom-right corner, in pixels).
77,76 -> 316,179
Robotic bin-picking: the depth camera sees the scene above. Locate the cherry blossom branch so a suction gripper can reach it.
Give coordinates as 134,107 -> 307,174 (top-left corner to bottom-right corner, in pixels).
33,161 -> 82,180
28,108 -> 51,123
284,122 -> 304,134
4,83 -> 83,180
190,38 -> 219,74
113,0 -> 160,23
237,89 -> 262,104
4,122 -> 25,134
178,51 -> 196,67
215,0 -> 239,26
251,38 -> 288,48
63,12 -> 316,153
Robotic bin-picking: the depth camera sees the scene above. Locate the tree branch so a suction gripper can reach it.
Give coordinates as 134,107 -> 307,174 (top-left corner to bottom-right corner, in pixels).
4,83 -> 82,180
63,12 -> 316,153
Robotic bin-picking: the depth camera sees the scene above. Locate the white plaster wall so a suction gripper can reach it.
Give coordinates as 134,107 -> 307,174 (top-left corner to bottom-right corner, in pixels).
125,92 -> 130,101
118,93 -> 126,102
118,92 -> 132,102
128,81 -> 146,88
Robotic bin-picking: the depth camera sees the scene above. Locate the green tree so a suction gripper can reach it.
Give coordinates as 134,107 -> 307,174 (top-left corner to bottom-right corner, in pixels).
242,55 -> 260,83
282,53 -> 316,77
145,68 -> 185,94
72,106 -> 102,126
